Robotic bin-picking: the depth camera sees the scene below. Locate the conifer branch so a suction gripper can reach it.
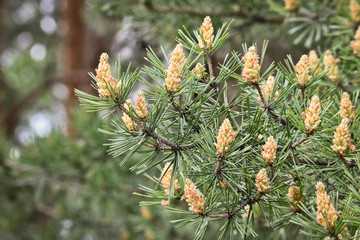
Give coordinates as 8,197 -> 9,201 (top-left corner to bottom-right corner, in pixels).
116,99 -> 196,151
253,82 -> 287,125
290,134 -> 309,149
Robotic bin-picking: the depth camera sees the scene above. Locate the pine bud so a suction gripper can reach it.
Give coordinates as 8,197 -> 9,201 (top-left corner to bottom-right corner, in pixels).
323,50 -> 340,84
286,182 -> 302,211
261,136 -> 277,165
316,182 -> 339,230
258,75 -> 279,103
122,99 -> 137,131
214,118 -> 236,156
183,179 -> 206,215
255,168 -> 271,193
192,63 -> 207,79
241,46 -> 260,83
302,95 -> 321,133
331,118 -> 355,156
351,26 -> 360,56
350,0 -> 360,22
140,206 -> 152,221
284,0 -> 299,11
219,179 -> 229,189
295,55 -> 310,86
309,50 -> 322,75
165,44 -> 186,93
198,16 -> 214,50
159,162 -> 180,196
96,53 -> 122,98
144,229 -> 155,240
340,92 -> 355,121
135,91 -> 148,119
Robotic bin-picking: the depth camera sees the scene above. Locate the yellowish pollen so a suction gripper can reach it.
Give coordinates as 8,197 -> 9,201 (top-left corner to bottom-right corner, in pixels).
183,179 -> 206,215
340,92 -> 355,121
302,95 -> 321,133
165,44 -> 186,93
255,168 -> 271,193
284,0 -> 300,10
159,162 -> 180,196
295,55 -> 311,86
316,182 -> 339,230
323,50 -> 340,84
286,182 -> 303,211
95,53 -> 122,98
198,16 -> 214,50
242,46 -> 260,83
350,0 -> 360,22
192,63 -> 207,79
122,99 -> 137,131
351,26 -> 360,56
135,91 -> 148,119
331,118 -> 355,156
258,75 -> 279,103
214,118 -> 236,156
261,136 -> 277,165
309,50 -> 322,76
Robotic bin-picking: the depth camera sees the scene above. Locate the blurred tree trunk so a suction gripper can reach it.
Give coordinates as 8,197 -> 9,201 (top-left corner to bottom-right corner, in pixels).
0,0 -> 4,113
62,0 -> 112,135
62,0 -> 86,135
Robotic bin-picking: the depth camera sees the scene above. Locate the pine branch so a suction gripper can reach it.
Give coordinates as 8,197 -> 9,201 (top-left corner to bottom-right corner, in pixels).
116,99 -> 196,151
253,82 -> 287,125
290,134 -> 309,149
169,97 -> 203,132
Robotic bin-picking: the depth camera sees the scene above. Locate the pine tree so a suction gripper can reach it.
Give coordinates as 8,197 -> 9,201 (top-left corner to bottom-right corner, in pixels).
76,13 -> 360,239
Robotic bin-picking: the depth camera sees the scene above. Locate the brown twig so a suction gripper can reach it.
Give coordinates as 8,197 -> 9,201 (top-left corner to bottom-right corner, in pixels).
253,82 -> 287,125
290,134 -> 309,149
117,100 -> 196,152
254,82 -> 268,107
214,156 -> 224,174
339,155 -> 356,168
169,97 -> 203,132
301,87 -> 305,100
205,193 -> 264,219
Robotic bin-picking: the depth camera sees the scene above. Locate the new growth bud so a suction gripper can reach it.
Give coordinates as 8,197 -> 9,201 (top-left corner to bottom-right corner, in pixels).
258,75 -> 279,103
122,99 -> 137,131
135,91 -> 148,119
286,182 -> 303,211
261,136 -> 277,165
316,182 -> 339,230
323,50 -> 340,84
192,63 -> 207,79
242,46 -> 260,83
255,168 -> 271,193
284,0 -> 300,11
351,26 -> 360,56
96,53 -> 122,98
309,50 -> 322,76
302,95 -> 321,133
295,55 -> 310,86
183,179 -> 206,215
159,162 -> 180,196
331,118 -> 355,156
340,92 -> 355,121
198,16 -> 214,50
165,44 -> 185,93
350,0 -> 360,22
214,118 -> 236,156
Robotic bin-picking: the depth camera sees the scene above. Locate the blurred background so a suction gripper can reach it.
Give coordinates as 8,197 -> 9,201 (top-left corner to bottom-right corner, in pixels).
0,0 -> 346,239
